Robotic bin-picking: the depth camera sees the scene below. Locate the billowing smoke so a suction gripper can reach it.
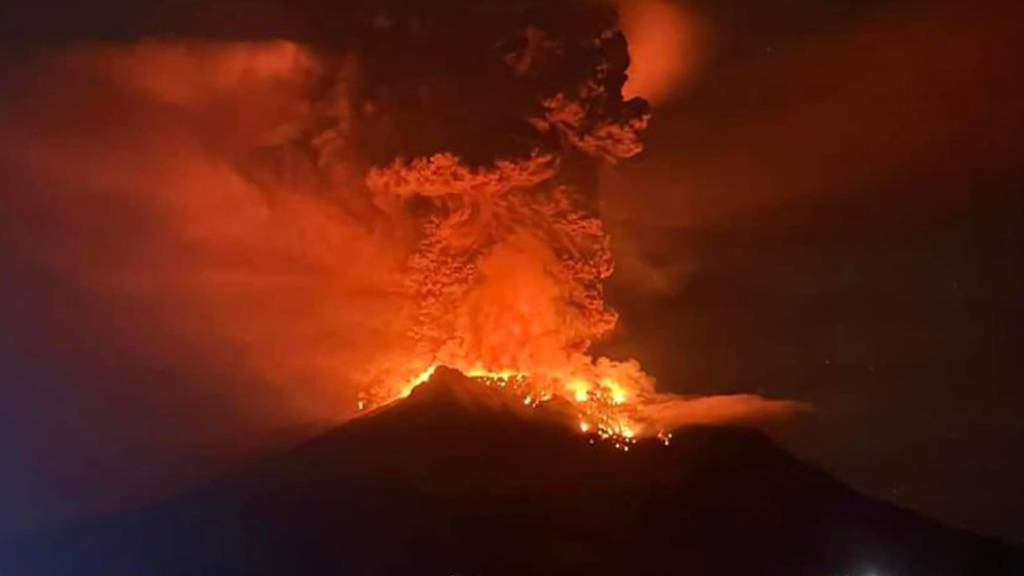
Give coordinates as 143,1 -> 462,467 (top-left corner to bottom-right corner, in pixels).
357,4 -> 651,400
0,0 -> 802,528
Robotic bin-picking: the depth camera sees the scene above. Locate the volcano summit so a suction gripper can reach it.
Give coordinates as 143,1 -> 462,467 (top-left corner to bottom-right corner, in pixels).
6,368 -> 1021,575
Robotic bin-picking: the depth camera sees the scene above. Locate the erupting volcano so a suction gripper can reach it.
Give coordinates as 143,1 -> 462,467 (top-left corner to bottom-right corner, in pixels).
4,0 -> 1023,574
0,0 -> 800,439
8,367 -> 1020,575
341,1 -> 798,443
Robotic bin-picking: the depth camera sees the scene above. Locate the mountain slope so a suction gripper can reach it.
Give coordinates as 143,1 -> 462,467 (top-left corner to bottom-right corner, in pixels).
6,367 -> 1021,575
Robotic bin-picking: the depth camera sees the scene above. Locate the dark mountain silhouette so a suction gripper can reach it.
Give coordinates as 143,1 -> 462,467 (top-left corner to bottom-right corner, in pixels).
5,367 -> 1022,575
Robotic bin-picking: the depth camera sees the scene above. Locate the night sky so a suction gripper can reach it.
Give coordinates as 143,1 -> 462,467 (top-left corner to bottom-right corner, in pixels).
2,0 -> 1022,543
598,0 -> 1024,540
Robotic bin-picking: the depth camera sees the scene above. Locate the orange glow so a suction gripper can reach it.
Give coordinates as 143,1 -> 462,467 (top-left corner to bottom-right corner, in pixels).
3,34 -> 805,455
385,364 -> 648,448
604,379 -> 629,405
570,380 -> 591,402
368,356 -> 807,449
398,366 -> 439,399
619,0 -> 704,104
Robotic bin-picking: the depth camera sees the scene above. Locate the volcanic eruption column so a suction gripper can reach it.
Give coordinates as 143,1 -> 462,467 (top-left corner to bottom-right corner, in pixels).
0,1 -> 799,442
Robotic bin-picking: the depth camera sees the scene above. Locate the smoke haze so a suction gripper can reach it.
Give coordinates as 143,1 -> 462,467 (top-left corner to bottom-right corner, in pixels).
7,0 -> 1017,540
0,0 -> 800,531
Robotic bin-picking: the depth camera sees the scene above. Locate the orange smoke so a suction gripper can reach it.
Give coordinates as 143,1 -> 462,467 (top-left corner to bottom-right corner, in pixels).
1,41 -> 413,426
604,0 -> 1022,228
620,0 -> 703,104
1,15 -> 800,455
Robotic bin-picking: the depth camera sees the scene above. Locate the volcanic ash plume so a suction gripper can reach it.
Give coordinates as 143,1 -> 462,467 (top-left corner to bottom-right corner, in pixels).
364,36 -> 645,377
0,1 -> 804,452
345,7 -> 644,420
345,2 -> 804,440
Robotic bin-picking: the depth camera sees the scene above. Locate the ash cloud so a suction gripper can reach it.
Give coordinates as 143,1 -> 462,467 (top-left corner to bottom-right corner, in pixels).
0,0 -> 649,527
0,0 -> 799,529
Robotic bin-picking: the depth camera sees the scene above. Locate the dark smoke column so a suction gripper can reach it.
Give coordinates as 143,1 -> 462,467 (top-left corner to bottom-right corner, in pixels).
330,1 -> 650,381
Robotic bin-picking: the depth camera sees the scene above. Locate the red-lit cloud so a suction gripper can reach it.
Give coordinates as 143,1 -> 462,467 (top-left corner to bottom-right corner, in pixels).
619,0 -> 704,104
604,0 -> 1022,229
1,41 -> 413,427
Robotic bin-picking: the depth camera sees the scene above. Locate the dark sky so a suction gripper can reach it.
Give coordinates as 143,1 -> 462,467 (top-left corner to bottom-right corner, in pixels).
2,0 -> 1023,542
600,0 -> 1024,540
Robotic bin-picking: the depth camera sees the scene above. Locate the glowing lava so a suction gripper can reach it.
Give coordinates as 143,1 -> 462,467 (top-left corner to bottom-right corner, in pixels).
349,3 -> 805,446
362,364 -> 651,450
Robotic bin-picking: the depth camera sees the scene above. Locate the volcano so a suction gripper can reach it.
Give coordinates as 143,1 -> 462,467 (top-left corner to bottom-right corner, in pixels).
7,367 -> 1021,575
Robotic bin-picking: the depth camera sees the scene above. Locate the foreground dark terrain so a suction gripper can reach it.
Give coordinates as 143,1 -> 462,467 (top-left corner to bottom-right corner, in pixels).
5,368 -> 1021,575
